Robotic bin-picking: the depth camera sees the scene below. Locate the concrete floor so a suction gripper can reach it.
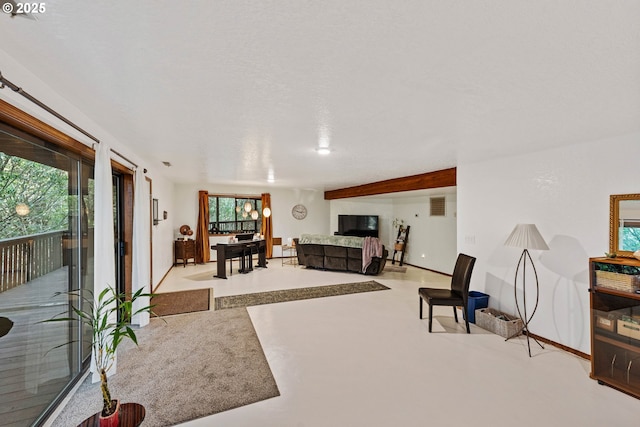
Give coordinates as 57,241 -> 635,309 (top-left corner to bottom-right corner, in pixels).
157,261 -> 638,427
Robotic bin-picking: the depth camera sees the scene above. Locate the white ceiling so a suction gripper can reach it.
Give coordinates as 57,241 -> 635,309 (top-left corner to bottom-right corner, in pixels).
1,1 -> 639,192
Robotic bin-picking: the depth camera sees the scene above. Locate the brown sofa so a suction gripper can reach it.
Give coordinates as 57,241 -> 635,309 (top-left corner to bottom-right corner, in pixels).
294,237 -> 387,275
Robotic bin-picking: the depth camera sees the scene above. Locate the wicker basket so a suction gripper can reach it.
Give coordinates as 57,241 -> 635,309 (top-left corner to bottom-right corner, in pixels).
617,319 -> 640,340
476,308 -> 523,339
595,314 -> 616,332
595,270 -> 640,293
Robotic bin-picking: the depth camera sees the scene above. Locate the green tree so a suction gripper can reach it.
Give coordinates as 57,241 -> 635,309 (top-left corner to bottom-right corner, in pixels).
0,153 -> 69,239
622,226 -> 640,252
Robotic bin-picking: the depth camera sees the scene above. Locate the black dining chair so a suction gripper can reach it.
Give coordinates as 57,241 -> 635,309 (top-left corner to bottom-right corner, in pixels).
419,253 -> 476,333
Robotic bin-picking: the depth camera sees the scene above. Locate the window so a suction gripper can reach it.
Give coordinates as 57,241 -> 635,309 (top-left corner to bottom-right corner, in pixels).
208,195 -> 262,234
619,219 -> 640,252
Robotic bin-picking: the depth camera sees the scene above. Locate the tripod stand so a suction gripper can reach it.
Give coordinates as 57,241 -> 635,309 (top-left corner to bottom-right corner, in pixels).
506,248 -> 545,357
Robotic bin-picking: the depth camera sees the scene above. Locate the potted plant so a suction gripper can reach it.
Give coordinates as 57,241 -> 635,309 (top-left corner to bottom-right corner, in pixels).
45,285 -> 154,425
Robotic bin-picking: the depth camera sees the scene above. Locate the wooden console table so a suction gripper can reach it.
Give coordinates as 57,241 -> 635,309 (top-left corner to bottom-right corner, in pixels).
174,239 -> 196,267
77,403 -> 145,427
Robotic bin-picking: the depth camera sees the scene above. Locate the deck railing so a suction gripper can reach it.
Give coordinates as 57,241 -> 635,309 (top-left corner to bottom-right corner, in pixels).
0,230 -> 65,293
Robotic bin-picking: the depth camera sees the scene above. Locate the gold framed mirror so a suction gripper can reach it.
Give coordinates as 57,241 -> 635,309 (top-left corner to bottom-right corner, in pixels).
609,194 -> 640,257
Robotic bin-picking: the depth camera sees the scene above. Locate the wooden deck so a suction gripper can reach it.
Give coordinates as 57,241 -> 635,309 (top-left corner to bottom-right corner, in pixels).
0,267 -> 78,427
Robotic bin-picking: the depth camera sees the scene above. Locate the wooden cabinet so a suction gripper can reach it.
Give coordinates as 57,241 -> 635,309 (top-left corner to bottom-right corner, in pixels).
589,257 -> 640,398
174,239 -> 196,267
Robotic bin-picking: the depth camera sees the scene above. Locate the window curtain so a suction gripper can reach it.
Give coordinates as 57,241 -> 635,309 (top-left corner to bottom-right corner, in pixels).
131,168 -> 150,327
92,142 -> 116,382
196,190 -> 210,263
261,193 -> 273,258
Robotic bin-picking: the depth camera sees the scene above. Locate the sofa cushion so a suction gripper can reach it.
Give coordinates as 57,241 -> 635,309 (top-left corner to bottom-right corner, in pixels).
325,245 -> 347,257
302,244 -> 325,256
305,255 -> 324,267
347,247 -> 362,259
325,256 -> 347,271
347,258 -> 362,272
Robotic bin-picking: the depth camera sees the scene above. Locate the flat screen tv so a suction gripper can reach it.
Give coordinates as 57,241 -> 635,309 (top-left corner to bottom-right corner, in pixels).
338,215 -> 379,238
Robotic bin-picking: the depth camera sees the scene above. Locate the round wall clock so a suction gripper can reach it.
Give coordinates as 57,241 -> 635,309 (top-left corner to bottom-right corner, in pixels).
291,204 -> 307,220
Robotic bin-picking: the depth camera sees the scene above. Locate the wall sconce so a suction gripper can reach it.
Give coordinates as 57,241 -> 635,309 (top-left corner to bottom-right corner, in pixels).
153,198 -> 159,225
262,207 -> 271,218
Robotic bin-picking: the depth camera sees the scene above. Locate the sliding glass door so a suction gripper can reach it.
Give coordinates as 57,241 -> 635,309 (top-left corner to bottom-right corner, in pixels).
0,124 -> 94,426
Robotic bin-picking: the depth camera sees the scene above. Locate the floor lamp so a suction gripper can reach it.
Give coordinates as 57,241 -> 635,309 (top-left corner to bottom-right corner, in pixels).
504,224 -> 549,357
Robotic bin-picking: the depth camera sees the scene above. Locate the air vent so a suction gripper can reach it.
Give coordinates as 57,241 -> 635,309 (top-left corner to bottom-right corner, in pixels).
430,196 -> 446,216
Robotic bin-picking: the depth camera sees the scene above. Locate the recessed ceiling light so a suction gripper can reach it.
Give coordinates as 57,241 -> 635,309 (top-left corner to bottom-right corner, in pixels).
315,147 -> 331,155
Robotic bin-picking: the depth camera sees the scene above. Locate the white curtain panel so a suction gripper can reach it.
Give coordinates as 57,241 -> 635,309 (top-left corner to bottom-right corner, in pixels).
92,142 -> 117,382
132,168 -> 150,327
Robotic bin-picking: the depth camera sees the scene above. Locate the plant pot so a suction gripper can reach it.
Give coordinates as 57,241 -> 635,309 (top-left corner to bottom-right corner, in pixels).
100,400 -> 120,427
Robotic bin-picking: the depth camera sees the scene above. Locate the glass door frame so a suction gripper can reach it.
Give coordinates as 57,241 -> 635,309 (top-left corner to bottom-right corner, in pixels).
0,99 -> 135,426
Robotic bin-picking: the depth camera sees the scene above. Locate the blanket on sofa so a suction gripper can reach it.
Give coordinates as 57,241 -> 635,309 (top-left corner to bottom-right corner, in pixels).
362,236 -> 383,273
298,234 -> 364,248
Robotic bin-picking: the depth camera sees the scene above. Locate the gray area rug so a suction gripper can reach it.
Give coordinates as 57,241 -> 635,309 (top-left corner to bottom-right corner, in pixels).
52,308 -> 279,427
215,280 -> 390,310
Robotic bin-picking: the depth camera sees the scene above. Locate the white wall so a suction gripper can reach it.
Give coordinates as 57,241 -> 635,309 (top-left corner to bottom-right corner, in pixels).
150,175 -> 176,287
457,132 -> 640,355
173,183 -> 330,259
330,194 -> 457,273
393,195 -> 457,273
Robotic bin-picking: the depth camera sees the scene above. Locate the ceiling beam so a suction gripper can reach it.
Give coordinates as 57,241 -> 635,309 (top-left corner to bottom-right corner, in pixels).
324,167 -> 456,200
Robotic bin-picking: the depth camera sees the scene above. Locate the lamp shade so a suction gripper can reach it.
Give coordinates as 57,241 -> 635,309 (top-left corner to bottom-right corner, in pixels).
262,207 -> 271,218
244,201 -> 252,212
15,203 -> 30,216
504,224 -> 549,250
251,209 -> 259,220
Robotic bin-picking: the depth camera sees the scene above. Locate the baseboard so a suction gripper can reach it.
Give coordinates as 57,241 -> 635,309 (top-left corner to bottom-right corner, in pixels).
527,332 -> 590,360
389,261 -> 451,277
